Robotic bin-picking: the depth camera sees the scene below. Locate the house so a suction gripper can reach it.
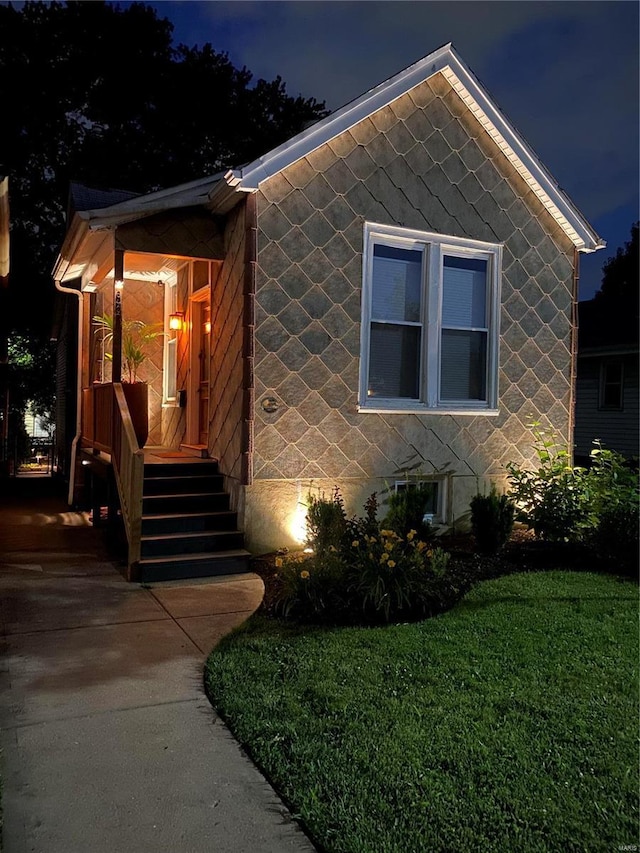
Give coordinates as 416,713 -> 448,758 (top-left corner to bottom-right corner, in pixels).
52,43 -> 605,581
574,297 -> 639,466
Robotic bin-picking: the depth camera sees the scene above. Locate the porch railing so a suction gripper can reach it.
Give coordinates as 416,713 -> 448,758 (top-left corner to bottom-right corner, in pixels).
82,383 -> 113,453
82,383 -> 144,572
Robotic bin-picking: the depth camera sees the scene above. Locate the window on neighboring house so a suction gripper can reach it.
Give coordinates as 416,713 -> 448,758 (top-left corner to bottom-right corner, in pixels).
163,278 -> 178,405
599,360 -> 624,410
359,223 -> 502,413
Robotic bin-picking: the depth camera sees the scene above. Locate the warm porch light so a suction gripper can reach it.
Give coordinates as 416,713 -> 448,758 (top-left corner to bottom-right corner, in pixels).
169,312 -> 184,331
114,278 -> 124,291
204,320 -> 211,335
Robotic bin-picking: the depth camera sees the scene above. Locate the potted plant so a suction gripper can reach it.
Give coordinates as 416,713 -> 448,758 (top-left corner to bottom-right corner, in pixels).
93,313 -> 164,447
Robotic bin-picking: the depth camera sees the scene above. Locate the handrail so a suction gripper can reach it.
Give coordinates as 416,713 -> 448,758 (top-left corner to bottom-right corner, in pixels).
111,383 -> 144,572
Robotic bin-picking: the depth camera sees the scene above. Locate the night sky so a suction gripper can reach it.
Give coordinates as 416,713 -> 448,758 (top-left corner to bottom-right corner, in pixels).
128,0 -> 638,300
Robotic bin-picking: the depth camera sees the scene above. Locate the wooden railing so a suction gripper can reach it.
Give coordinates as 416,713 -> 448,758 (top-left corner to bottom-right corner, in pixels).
82,383 -> 113,453
82,383 -> 144,572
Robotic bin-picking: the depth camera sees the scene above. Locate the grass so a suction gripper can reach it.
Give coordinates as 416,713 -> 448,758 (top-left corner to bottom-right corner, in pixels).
205,570 -> 639,853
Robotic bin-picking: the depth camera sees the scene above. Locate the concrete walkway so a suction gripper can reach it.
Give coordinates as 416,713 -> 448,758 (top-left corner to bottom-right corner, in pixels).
0,477 -> 315,853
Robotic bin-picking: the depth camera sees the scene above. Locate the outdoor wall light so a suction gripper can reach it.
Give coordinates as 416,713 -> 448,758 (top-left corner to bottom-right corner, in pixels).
114,278 -> 124,291
169,311 -> 185,331
204,320 -> 212,335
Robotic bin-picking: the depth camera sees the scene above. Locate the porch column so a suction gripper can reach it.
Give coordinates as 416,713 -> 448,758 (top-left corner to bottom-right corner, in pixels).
112,249 -> 124,382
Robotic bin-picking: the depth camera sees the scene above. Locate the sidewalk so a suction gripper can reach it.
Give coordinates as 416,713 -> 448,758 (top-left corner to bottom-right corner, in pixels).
0,477 -> 316,853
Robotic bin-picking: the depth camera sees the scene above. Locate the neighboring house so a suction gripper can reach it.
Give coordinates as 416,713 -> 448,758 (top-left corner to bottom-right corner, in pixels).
574,297 -> 639,465
52,43 -> 604,580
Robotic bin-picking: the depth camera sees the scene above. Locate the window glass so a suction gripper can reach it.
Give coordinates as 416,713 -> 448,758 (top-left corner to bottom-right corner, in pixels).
165,339 -> 177,400
395,480 -> 439,516
440,330 -> 487,400
369,324 -> 421,398
371,244 -> 422,323
442,256 -> 487,328
601,361 -> 623,409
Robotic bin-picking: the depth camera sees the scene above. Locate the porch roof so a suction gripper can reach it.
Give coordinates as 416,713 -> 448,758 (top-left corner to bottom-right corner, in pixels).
53,174 -> 226,283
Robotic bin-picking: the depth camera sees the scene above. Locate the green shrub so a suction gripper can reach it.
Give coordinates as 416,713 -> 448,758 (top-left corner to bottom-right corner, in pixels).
506,424 -> 593,543
273,492 -> 482,626
305,487 -> 347,555
382,484 -> 436,543
470,485 -> 515,554
586,443 -> 639,572
506,426 -> 639,559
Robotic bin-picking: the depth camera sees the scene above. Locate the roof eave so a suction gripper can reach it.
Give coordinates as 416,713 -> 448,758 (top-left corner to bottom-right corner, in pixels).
223,43 -> 603,253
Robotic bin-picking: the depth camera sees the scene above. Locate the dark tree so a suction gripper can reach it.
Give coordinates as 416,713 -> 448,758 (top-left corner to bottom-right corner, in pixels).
0,0 -> 328,338
593,222 -> 639,345
0,0 -> 327,454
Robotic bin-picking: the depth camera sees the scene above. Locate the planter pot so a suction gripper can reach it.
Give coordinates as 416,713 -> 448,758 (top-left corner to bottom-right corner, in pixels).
122,382 -> 149,448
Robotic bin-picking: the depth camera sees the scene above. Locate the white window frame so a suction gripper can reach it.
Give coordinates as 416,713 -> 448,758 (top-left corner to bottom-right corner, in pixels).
162,276 -> 179,406
394,476 -> 448,525
359,222 -> 502,414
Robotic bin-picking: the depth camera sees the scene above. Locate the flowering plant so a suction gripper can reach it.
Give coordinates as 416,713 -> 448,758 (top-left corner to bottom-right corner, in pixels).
273,489 -> 464,626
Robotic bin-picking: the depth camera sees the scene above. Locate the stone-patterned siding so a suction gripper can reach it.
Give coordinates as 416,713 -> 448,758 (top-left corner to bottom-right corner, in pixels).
208,205 -> 247,511
123,280 -> 164,446
247,71 -> 577,551
116,210 -> 224,259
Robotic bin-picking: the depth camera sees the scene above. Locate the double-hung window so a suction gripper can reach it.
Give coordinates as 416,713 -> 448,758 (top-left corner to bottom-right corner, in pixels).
359,223 -> 501,413
599,360 -> 624,410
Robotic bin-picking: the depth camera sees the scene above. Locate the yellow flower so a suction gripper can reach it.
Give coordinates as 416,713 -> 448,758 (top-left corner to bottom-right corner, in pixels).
300,570 -> 310,579
275,557 -> 283,568
416,541 -> 426,552
407,529 -> 416,541
387,560 -> 396,568
380,552 -> 389,563
352,540 -> 360,548
426,550 -> 434,558
380,529 -> 393,537
385,541 -> 394,552
329,545 -> 337,553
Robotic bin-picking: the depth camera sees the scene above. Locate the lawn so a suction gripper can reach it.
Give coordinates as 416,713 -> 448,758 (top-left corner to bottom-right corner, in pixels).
205,570 -> 639,853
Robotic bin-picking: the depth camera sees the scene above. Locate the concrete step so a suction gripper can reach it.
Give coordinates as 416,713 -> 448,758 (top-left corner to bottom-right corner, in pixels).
142,492 -> 231,514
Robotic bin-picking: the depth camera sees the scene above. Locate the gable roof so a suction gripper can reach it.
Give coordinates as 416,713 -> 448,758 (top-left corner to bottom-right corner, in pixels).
54,42 -> 604,278
216,43 -> 604,253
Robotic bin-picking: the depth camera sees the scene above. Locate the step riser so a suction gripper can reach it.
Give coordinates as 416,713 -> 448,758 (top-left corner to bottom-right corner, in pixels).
144,462 -> 219,478
142,493 -> 230,514
141,532 -> 245,558
136,555 -> 251,584
141,512 -> 238,536
144,476 -> 224,496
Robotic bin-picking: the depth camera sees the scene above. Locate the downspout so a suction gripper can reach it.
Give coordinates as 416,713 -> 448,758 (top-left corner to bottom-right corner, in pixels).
569,248 -> 580,466
54,279 -> 83,506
